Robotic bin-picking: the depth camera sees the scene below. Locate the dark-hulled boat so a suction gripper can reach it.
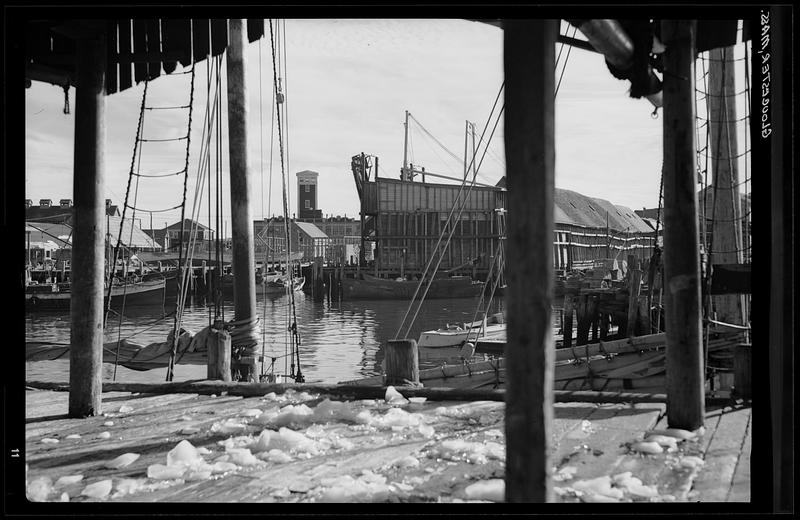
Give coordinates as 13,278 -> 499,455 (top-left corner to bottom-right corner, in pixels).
340,273 -> 484,300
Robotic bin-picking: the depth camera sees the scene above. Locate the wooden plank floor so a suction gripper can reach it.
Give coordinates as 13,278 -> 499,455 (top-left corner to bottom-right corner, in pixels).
24,388 -> 750,503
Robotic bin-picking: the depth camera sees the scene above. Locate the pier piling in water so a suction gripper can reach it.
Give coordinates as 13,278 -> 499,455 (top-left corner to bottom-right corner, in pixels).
384,339 -> 420,386
207,327 -> 232,381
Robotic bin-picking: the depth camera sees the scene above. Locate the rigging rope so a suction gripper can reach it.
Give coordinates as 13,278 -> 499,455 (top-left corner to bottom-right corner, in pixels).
166,64 -> 197,382
270,19 -> 303,382
395,82 -> 506,340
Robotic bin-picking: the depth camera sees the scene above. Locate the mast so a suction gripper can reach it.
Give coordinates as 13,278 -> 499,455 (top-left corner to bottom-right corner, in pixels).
471,121 -> 477,178
402,110 -> 409,181
463,119 -> 469,179
707,45 -> 746,326
226,18 -> 258,382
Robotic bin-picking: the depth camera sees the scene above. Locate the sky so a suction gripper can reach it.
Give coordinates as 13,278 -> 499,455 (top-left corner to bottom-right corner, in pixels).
24,19 -> 749,236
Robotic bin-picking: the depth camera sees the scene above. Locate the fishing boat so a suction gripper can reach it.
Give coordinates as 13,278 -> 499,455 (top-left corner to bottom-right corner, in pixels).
341,273 -> 484,300
262,274 -> 306,295
417,314 -> 506,359
343,328 -> 748,393
25,273 -> 167,311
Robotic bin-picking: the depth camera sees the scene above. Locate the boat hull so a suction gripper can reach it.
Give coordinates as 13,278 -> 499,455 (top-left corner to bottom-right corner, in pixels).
26,278 -> 167,311
341,275 -> 484,300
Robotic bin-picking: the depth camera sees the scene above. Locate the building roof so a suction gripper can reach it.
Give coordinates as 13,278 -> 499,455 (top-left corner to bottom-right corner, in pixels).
493,177 -> 653,233
294,221 -> 328,239
25,222 -> 74,248
107,216 -> 161,249
164,219 -> 212,232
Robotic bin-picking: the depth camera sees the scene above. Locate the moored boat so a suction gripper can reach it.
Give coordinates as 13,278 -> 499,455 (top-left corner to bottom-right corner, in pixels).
26,275 -> 167,311
341,273 -> 484,300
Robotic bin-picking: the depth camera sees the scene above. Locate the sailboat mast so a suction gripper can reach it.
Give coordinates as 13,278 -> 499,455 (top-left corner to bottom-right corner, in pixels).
471,121 -> 477,178
463,120 -> 469,179
402,110 -> 409,180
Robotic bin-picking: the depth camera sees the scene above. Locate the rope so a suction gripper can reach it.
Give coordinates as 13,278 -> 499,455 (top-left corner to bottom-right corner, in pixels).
394,82 -> 505,340
167,63 -> 197,382
270,19 -> 303,382
555,25 -> 578,97
108,79 -> 149,379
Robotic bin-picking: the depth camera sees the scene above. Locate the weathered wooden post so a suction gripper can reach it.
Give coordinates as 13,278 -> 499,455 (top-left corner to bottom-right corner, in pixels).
504,18 -> 556,503
627,267 -> 643,337
69,21 -> 107,418
562,294 -> 574,350
207,326 -> 232,382
661,19 -> 705,430
384,339 -> 419,386
226,18 -> 258,382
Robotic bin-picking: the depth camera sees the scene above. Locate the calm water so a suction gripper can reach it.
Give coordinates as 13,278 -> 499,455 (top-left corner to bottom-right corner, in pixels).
26,291 -> 503,385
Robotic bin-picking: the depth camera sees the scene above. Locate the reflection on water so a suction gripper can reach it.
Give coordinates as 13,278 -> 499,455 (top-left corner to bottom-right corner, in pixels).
26,292 -> 503,385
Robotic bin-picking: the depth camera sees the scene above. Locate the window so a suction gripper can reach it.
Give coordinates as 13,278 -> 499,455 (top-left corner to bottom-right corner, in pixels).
304,200 -> 311,209
304,185 -> 310,193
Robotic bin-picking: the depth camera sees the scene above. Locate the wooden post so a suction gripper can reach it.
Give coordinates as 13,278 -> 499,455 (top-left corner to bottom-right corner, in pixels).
575,295 -> 590,346
226,19 -> 258,381
504,19 -> 556,503
661,19 -> 704,430
708,45 -> 747,327
627,268 -> 643,337
589,295 -> 599,341
733,343 -> 751,400
384,339 -> 419,386
206,327 -> 232,381
562,294 -> 574,350
69,22 -> 107,418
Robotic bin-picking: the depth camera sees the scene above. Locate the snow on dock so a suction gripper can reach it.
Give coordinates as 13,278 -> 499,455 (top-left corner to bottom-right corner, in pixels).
24,384 -> 750,503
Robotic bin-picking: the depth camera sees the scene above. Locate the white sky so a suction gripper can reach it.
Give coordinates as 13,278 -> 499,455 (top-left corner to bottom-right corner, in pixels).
25,19 -> 748,235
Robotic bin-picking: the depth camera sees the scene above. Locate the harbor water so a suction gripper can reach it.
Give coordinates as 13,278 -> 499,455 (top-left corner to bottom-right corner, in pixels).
26,292 -> 503,385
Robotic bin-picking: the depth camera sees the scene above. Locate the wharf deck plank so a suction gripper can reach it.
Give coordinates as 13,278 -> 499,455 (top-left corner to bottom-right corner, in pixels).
23,388 -> 748,503
690,405 -> 752,502
550,402 -> 667,496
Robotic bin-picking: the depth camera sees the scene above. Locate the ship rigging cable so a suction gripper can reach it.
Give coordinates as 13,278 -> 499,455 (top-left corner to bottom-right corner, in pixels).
270,18 -> 303,382
394,81 -> 506,340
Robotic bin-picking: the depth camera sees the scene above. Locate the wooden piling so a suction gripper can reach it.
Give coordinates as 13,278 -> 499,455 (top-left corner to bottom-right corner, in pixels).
627,268 -> 643,337
207,327 -> 232,382
384,339 -> 419,386
661,19 -> 705,430
589,295 -> 600,341
576,295 -> 590,346
69,22 -> 107,418
733,343 -> 751,400
503,19 -> 556,503
562,294 -> 574,350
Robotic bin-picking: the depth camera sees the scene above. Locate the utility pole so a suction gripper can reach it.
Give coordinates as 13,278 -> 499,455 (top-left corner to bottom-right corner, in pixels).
661,19 -> 705,430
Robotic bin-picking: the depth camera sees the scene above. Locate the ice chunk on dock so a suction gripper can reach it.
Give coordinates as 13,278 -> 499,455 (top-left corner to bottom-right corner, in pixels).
464,479 -> 505,502
385,386 -> 409,404
104,453 -> 140,469
81,479 -> 113,499
26,477 -> 53,502
631,441 -> 663,455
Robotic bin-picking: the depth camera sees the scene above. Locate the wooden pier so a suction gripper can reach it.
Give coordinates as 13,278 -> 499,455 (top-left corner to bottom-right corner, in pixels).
24,383 -> 750,503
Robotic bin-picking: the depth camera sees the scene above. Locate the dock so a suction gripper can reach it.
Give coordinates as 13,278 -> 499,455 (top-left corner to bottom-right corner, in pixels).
24,383 -> 750,503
